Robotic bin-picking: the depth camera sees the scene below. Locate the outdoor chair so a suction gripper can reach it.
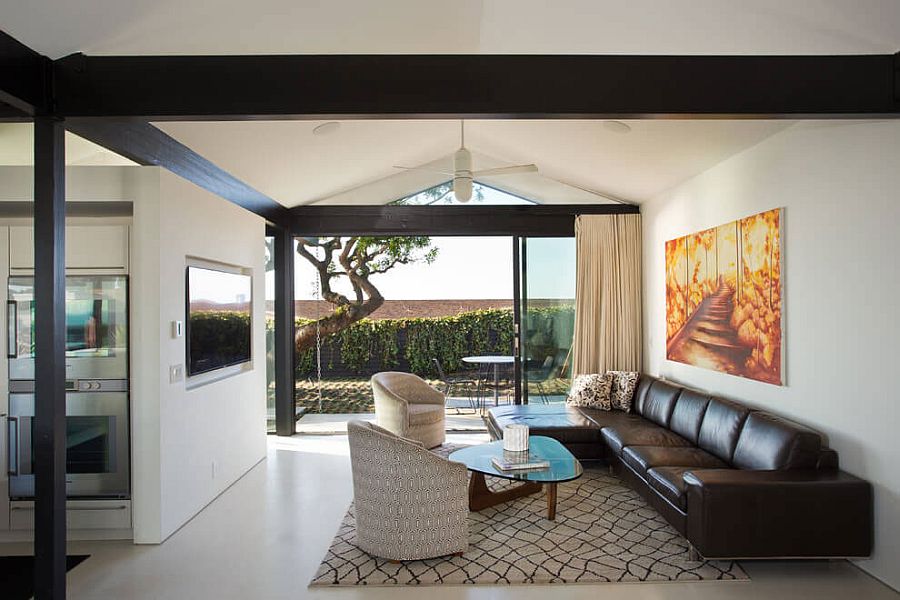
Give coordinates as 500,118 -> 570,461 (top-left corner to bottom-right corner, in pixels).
347,420 -> 469,561
432,358 -> 478,414
371,371 -> 446,448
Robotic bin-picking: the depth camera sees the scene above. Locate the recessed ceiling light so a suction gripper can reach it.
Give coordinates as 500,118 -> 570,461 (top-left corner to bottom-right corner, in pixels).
312,121 -> 341,136
603,120 -> 632,134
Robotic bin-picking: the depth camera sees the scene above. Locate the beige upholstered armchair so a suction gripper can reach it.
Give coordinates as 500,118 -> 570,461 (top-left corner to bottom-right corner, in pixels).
347,420 -> 469,561
371,371 -> 446,449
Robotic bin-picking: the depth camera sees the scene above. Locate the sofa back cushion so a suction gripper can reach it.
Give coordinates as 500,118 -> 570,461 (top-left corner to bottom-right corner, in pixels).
732,412 -> 823,470
632,375 -> 656,414
697,398 -> 750,463
669,389 -> 712,444
638,380 -> 682,427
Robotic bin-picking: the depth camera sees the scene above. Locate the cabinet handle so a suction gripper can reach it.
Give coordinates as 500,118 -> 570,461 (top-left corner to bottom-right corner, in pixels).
7,417 -> 18,476
10,504 -> 128,511
7,300 -> 17,359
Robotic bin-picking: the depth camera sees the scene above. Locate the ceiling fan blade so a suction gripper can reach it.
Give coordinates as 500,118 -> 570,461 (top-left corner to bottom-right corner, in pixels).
393,165 -> 455,176
472,164 -> 538,177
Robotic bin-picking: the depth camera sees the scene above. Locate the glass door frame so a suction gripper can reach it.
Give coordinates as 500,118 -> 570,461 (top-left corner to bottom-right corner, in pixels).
513,237 -> 523,404
513,235 -> 576,406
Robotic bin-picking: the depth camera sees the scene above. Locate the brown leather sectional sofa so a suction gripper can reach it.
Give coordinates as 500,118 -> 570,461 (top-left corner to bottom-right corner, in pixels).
487,374 -> 873,559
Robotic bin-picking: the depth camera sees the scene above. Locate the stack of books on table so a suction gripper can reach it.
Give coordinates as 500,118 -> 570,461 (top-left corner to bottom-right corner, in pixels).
491,452 -> 550,472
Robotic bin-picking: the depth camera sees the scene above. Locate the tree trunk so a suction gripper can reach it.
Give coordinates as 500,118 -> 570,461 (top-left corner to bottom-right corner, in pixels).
294,294 -> 385,354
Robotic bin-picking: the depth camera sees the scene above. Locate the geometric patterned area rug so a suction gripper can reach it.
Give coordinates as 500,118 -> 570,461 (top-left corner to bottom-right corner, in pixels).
310,445 -> 748,586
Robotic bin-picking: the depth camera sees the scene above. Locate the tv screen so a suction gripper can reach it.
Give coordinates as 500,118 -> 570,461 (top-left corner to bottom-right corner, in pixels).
186,266 -> 252,376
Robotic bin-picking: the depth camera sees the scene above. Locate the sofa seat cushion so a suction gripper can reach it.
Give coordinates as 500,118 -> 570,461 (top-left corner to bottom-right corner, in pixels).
575,407 -> 646,430
488,405 -> 601,444
601,423 -> 692,456
646,467 -> 693,510
407,403 -> 444,427
622,445 -> 727,477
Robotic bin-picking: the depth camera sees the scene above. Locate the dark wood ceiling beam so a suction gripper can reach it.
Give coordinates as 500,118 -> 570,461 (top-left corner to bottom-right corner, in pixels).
290,203 -> 640,237
0,29 -> 49,116
53,54 -> 900,120
66,119 -> 291,227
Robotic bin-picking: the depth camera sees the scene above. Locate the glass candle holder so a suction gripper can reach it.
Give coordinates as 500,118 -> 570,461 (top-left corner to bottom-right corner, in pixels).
502,424 -> 530,452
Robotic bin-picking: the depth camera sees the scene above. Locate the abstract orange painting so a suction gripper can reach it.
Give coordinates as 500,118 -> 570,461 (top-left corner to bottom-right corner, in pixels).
665,208 -> 783,385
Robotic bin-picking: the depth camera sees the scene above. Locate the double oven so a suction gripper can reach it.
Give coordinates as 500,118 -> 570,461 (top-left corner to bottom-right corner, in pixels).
6,275 -> 129,500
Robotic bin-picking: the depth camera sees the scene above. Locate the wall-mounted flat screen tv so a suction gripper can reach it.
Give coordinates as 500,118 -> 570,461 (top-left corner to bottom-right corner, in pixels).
186,265 -> 252,376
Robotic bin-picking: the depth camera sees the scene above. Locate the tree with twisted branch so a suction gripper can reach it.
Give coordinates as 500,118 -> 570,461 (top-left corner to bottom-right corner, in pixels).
294,235 -> 437,353
280,182 -> 486,353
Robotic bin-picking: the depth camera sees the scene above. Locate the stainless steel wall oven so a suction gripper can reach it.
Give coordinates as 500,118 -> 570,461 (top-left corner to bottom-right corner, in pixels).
6,275 -> 129,499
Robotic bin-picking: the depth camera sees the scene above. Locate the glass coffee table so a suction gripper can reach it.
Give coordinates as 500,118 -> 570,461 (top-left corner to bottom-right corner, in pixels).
449,436 -> 583,520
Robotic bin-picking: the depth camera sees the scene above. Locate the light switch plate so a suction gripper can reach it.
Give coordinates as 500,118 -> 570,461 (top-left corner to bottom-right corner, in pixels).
169,364 -> 184,383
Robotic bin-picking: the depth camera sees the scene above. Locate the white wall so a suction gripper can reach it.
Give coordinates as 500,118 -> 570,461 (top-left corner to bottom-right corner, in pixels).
642,121 -> 900,590
131,169 -> 267,542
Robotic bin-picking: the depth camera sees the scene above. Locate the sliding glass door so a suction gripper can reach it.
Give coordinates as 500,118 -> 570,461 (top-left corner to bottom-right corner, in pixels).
516,237 -> 576,404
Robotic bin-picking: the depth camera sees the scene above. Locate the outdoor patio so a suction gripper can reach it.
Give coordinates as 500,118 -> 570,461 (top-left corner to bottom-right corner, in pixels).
293,377 -> 569,434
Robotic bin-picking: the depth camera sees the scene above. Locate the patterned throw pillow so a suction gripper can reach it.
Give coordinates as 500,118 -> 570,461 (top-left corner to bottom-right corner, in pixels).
608,371 -> 640,413
566,374 -> 613,410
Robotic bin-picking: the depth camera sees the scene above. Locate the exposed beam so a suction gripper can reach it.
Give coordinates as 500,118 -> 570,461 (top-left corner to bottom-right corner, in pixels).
0,30 -> 49,116
895,51 -> 900,103
53,54 -> 900,120
32,117 -> 67,599
290,204 -> 639,237
269,225 -> 296,436
66,119 -> 291,227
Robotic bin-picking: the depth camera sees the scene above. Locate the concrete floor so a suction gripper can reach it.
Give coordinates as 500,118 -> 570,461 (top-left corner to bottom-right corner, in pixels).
295,396 -> 490,434
3,434 -> 897,600
295,395 -> 568,434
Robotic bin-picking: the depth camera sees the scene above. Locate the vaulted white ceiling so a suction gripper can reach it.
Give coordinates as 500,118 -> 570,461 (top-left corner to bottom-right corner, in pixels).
152,119 -> 791,206
4,0 -> 900,58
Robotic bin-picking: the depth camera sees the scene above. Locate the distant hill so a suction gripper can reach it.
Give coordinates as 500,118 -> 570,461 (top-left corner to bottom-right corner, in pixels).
264,299 -> 511,320
264,298 -> 571,320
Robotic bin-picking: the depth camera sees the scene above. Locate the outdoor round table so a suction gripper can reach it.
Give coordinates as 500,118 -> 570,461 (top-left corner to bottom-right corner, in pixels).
462,355 -> 514,410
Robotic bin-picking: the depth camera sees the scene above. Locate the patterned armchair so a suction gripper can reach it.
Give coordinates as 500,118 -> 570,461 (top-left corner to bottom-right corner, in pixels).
347,420 -> 469,560
371,371 -> 446,449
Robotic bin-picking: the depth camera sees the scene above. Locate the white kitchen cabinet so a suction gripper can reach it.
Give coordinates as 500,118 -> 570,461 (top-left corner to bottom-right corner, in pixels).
9,225 -> 129,271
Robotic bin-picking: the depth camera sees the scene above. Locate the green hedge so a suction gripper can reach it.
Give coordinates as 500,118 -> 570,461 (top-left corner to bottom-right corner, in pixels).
283,306 -> 572,378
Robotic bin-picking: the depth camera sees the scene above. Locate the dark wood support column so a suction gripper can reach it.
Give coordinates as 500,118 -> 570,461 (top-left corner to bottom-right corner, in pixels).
512,236 -> 523,404
272,227 -> 296,436
32,117 -> 67,599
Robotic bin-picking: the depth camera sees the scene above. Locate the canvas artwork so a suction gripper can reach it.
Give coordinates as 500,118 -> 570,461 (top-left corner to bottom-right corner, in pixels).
665,208 -> 783,385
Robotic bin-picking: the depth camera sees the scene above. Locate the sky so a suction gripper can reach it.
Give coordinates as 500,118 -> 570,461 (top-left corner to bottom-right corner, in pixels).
264,185 -> 576,302
268,235 -> 576,301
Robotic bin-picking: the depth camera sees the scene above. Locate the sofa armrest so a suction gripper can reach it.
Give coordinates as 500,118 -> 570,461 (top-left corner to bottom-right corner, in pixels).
683,469 -> 873,559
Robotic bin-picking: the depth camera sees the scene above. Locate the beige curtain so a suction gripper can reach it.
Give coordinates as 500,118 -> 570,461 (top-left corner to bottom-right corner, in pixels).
572,214 -> 642,375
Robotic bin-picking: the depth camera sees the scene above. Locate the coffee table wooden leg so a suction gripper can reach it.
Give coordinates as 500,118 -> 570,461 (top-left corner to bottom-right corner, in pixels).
546,483 -> 558,520
468,472 -> 543,511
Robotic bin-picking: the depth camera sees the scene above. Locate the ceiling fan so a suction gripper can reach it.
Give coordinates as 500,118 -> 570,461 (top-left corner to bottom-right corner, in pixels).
393,121 -> 538,202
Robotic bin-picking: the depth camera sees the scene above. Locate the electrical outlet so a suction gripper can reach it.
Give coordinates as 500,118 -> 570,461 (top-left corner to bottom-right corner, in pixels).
169,364 -> 184,383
